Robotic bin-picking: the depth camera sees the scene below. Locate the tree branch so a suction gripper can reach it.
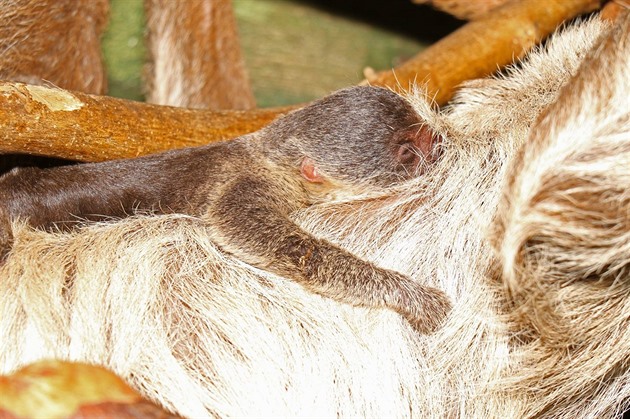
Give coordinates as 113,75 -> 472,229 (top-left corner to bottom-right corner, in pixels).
0,0 -> 604,162
0,82 -> 290,162
367,0 -> 602,104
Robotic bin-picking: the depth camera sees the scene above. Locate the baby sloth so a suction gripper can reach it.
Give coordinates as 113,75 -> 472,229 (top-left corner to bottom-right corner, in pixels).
0,86 -> 450,333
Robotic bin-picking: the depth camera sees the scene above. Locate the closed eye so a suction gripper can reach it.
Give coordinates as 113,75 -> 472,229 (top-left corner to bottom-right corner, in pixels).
396,142 -> 421,167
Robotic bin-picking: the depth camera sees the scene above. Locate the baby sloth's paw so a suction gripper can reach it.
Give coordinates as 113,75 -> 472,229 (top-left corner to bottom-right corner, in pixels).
401,283 -> 452,334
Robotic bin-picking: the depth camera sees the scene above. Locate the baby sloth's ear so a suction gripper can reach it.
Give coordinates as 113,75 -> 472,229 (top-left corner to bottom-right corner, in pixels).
395,125 -> 443,171
300,157 -> 325,183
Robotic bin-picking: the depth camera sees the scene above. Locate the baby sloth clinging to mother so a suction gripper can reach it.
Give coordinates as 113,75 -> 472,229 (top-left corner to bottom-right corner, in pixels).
0,86 -> 450,333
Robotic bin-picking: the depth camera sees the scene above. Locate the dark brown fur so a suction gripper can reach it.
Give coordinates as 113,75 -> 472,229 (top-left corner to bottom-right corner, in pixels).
0,86 -> 450,333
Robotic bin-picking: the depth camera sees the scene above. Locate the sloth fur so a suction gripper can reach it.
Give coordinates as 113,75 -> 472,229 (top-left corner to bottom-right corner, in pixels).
1,15 -> 628,418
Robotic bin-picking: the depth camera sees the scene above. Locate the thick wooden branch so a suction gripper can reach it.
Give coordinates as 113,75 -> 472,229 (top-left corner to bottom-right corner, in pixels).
367,0 -> 602,104
0,0 -> 604,162
0,82 -> 290,162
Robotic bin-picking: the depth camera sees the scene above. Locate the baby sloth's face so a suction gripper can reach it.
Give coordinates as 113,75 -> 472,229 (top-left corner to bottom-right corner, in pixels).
299,86 -> 443,190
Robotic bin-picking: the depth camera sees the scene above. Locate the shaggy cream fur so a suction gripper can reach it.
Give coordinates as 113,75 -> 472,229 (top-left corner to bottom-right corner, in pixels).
1,15 -> 627,418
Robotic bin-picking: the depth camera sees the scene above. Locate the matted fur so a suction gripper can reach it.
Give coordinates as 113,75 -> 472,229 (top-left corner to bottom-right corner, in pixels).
1,17 -> 627,418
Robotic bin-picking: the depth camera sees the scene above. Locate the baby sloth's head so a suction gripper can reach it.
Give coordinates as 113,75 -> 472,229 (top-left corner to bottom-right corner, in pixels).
265,86 -> 443,193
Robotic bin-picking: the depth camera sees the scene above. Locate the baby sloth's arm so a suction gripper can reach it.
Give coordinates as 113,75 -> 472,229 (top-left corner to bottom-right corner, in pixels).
205,175 -> 451,334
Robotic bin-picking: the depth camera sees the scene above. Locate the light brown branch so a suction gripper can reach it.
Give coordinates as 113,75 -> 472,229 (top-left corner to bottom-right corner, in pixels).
0,82 -> 290,162
367,0 -> 602,104
0,0 -> 604,162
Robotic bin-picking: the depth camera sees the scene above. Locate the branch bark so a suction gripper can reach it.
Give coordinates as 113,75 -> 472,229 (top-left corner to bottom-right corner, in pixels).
0,0 -> 604,162
0,83 -> 290,162
366,0 -> 602,104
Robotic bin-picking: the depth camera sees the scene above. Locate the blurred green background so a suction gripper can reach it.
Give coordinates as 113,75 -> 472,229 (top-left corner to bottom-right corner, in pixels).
102,0 -> 460,107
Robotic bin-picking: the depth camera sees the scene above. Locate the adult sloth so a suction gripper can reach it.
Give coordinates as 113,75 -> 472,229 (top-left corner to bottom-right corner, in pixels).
1,14 -> 628,419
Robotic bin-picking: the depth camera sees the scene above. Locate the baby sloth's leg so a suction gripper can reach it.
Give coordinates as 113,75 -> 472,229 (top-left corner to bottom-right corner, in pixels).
285,235 -> 452,334
206,176 -> 451,333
